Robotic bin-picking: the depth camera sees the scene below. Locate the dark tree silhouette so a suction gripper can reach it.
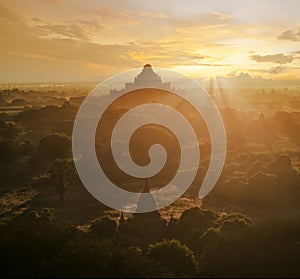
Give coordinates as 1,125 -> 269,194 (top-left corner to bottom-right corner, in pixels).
90,215 -> 118,239
147,239 -> 198,277
38,133 -> 71,161
49,159 -> 73,202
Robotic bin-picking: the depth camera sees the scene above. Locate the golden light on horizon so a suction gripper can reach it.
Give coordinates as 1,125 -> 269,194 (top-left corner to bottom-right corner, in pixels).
0,0 -> 299,83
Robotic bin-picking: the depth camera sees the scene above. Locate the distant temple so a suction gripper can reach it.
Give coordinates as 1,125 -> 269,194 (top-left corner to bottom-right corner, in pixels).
110,64 -> 172,94
136,178 -> 156,212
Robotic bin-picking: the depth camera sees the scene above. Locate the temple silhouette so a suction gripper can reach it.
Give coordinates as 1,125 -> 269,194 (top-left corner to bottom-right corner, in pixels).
126,64 -> 171,91
136,178 -> 157,212
110,64 -> 173,94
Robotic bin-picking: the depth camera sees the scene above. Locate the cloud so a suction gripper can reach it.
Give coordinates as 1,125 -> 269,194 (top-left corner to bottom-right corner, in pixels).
33,18 -> 103,41
32,17 -> 44,23
1,1 -> 299,82
0,2 -> 23,23
250,53 -> 293,64
172,11 -> 233,34
278,26 -> 300,41
37,23 -> 91,40
211,11 -> 233,21
229,72 -> 254,81
127,41 -> 211,67
269,66 -> 287,75
93,7 -> 168,26
37,0 -> 65,3
0,4 -> 124,82
195,63 -> 230,67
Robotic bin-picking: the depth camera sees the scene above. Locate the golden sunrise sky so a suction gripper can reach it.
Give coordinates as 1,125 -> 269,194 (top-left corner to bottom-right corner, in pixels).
0,0 -> 300,83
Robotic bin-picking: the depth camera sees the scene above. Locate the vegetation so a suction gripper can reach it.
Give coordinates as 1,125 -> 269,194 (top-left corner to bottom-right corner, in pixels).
48,159 -> 74,202
1,207 -> 300,277
0,86 -> 300,277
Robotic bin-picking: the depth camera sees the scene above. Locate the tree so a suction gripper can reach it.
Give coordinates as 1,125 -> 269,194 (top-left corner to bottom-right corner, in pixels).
247,160 -> 266,177
0,121 -> 23,164
38,133 -> 71,161
90,215 -> 118,238
176,207 -> 217,249
0,121 -> 23,140
147,239 -> 198,276
227,130 -> 247,152
248,171 -> 278,204
0,139 -> 18,164
49,159 -> 74,202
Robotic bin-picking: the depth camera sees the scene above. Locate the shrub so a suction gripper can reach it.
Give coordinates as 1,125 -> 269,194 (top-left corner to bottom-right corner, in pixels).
147,239 -> 198,276
90,215 -> 118,238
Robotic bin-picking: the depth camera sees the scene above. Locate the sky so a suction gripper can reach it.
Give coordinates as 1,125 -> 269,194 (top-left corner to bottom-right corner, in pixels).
0,0 -> 300,83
